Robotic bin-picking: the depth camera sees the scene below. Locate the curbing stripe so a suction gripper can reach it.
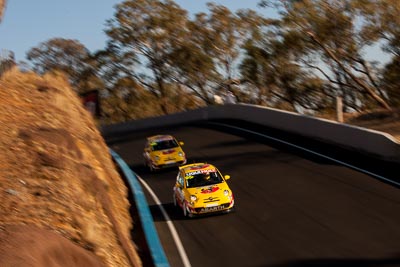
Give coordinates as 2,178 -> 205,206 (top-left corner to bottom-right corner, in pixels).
110,149 -> 170,267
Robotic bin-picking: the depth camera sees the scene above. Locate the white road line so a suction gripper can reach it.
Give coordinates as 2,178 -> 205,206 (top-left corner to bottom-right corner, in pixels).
137,176 -> 192,267
136,122 -> 398,267
212,122 -> 400,187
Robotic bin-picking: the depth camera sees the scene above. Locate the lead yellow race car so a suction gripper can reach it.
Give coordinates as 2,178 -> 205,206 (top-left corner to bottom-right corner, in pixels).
143,135 -> 187,171
173,163 -> 235,217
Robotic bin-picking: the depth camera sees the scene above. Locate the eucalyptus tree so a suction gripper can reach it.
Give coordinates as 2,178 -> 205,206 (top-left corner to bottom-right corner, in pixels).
26,38 -> 97,93
92,42 -> 172,122
151,3 -> 253,105
356,0 -> 400,107
233,9 -> 277,105
239,42 -> 269,105
205,3 -> 241,86
167,12 -> 220,104
92,42 -> 139,91
259,0 -> 392,112
170,4 -> 268,103
238,8 -> 331,112
240,29 -> 331,111
105,0 -> 190,114
204,4 -> 265,99
380,57 -> 400,107
356,0 -> 400,58
240,26 -> 287,106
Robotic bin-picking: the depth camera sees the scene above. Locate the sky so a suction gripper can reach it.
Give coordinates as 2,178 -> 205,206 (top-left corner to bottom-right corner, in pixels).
0,1 -> 269,63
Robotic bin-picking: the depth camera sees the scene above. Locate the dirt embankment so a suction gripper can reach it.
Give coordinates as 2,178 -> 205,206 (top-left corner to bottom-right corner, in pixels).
0,69 -> 142,267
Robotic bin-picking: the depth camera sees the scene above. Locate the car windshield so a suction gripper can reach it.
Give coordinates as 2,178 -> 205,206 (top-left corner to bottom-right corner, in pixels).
151,139 -> 178,151
186,172 -> 223,188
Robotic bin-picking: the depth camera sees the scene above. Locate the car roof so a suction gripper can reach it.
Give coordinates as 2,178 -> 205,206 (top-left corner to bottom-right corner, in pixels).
147,135 -> 175,142
180,163 -> 217,176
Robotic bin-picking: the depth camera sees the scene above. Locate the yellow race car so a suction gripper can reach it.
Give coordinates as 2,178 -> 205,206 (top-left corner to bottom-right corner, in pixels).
143,135 -> 187,171
173,163 -> 235,217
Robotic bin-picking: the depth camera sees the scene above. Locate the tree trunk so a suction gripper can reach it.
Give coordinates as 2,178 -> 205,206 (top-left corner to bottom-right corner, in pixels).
307,31 -> 392,111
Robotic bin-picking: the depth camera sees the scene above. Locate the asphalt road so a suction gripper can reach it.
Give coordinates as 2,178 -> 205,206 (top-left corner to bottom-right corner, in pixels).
108,122 -> 400,267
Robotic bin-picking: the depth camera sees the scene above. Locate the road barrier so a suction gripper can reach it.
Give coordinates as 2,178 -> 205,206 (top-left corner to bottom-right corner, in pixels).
102,104 -> 400,163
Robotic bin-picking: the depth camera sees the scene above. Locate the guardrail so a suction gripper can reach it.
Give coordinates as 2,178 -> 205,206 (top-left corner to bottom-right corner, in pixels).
110,149 -> 170,267
102,104 -> 400,163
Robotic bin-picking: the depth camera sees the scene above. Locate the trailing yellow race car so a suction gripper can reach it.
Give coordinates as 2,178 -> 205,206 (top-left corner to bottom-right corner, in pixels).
143,135 -> 187,171
173,163 -> 235,217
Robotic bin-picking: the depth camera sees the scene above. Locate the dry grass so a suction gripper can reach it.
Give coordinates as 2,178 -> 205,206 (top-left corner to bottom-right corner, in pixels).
0,68 -> 141,267
343,109 -> 400,141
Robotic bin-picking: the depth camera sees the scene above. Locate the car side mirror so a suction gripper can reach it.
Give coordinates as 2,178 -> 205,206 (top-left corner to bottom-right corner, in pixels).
179,141 -> 184,146
224,175 -> 231,180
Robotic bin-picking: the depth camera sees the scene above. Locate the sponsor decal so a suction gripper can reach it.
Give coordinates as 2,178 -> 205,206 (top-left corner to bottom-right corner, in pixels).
162,149 -> 175,155
204,196 -> 220,203
200,205 -> 226,212
201,186 -> 219,194
185,169 -> 216,176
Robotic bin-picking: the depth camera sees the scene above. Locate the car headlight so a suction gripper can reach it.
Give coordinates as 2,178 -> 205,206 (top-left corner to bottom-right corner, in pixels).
224,190 -> 229,196
178,152 -> 184,157
190,195 -> 197,201
154,156 -> 160,162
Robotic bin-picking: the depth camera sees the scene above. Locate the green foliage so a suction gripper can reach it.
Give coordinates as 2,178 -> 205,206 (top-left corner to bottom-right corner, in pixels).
105,0 -> 190,114
26,38 -> 95,93
381,56 -> 400,106
24,0 -> 400,123
270,0 -> 393,110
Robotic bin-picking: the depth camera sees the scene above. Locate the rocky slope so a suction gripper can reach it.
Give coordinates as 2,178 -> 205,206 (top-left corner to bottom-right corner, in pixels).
0,69 -> 142,267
